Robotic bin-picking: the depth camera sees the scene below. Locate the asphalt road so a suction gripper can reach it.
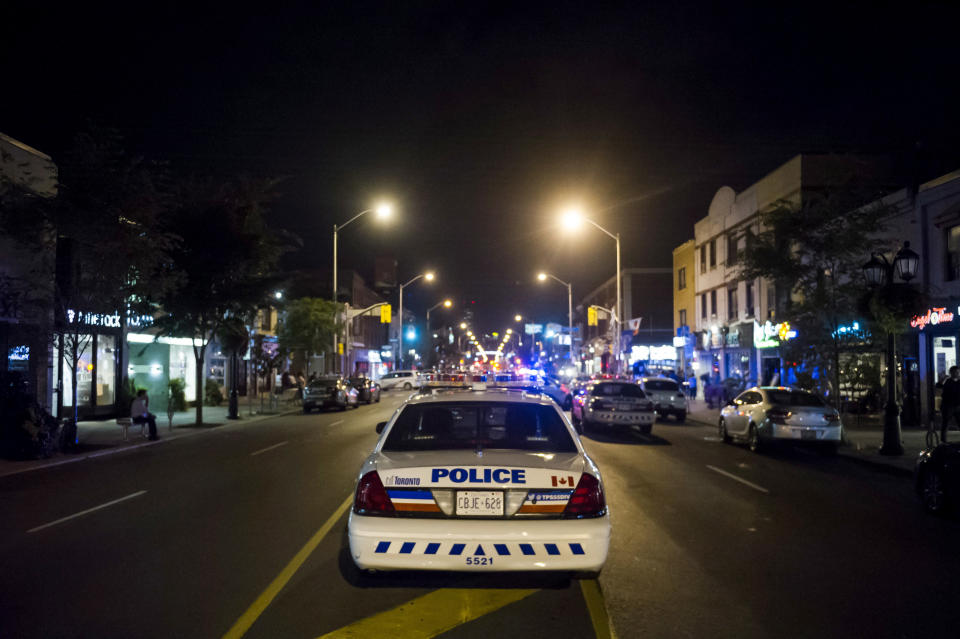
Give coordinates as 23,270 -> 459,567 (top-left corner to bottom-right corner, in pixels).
1,394 -> 959,638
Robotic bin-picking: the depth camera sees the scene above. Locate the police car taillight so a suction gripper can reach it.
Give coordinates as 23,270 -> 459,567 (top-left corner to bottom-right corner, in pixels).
354,471 -> 395,515
563,473 -> 606,518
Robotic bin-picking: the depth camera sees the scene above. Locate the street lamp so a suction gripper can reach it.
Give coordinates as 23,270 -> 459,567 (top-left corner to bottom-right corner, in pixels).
398,271 -> 434,369
537,271 -> 574,362
426,299 -> 453,328
332,201 -> 393,372
558,206 -> 622,373
862,241 -> 920,456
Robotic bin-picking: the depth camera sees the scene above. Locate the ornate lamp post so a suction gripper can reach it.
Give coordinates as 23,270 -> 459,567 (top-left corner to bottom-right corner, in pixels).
862,241 -> 920,456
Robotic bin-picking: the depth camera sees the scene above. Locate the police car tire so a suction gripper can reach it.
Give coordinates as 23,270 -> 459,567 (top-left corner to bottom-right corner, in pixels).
404,382 -> 412,390
640,424 -> 652,436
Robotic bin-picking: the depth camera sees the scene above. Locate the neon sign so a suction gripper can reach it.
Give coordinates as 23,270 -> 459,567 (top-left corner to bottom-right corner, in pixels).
910,307 -> 956,331
754,320 -> 798,349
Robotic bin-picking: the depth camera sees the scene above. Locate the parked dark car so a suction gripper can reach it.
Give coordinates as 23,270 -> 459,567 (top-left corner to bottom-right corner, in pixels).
302,376 -> 358,413
349,377 -> 381,404
915,442 -> 960,515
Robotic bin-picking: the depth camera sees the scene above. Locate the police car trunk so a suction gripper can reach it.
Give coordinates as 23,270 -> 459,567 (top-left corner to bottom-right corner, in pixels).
348,394 -> 610,572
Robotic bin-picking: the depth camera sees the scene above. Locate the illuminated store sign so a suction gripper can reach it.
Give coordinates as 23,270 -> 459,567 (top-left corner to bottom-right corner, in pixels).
910,307 -> 957,331
753,320 -> 797,349
66,309 -> 154,329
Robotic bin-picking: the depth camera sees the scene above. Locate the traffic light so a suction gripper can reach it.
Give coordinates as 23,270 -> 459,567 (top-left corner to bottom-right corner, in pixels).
380,304 -> 392,324
588,306 -> 598,326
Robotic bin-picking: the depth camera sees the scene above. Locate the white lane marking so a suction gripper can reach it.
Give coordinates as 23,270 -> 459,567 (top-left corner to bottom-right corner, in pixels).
706,465 -> 770,494
27,490 -> 147,533
250,441 -> 288,457
328,420 -> 344,427
703,436 -> 723,442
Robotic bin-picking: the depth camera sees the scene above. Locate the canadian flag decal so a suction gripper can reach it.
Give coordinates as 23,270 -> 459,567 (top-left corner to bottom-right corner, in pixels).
551,475 -> 575,487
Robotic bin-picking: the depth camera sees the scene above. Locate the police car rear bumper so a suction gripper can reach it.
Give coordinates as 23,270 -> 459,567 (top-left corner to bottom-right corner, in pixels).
348,512 -> 610,572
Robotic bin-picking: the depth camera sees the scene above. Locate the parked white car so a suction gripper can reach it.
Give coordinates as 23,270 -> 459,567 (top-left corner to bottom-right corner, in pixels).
378,370 -> 421,391
719,386 -> 843,452
638,377 -> 687,422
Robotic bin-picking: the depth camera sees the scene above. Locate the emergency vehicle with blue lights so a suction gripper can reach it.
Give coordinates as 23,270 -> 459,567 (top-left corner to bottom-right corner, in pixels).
347,386 -> 610,574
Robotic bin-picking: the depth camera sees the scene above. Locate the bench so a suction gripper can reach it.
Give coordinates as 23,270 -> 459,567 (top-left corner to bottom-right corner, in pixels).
117,417 -> 147,441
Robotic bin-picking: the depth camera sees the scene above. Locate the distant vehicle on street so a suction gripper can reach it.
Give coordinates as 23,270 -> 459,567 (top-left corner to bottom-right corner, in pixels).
638,377 -> 687,422
570,381 -> 655,435
378,370 -> 421,391
915,442 -> 960,515
347,387 -> 610,576
302,376 -> 359,413
349,377 -> 381,404
718,386 -> 842,452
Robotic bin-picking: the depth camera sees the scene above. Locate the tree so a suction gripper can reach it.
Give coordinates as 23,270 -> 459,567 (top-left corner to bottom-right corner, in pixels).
154,176 -> 292,425
735,188 -> 906,409
276,298 -> 342,373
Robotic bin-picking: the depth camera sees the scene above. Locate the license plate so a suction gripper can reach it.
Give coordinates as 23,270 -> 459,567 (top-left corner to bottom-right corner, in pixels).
456,491 -> 503,516
616,403 -> 632,411
801,430 -> 817,440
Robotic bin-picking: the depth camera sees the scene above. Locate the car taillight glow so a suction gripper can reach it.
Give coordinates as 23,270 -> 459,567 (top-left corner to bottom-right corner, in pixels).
563,473 -> 606,518
354,471 -> 395,515
766,409 -> 792,424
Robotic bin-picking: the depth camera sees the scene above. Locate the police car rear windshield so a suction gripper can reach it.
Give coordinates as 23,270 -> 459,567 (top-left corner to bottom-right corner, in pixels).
590,383 -> 646,398
383,402 -> 576,453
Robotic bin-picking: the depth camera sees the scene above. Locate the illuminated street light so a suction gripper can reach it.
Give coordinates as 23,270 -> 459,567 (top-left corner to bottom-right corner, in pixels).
333,199 -> 394,372
515,314 -> 523,322
398,271 -> 436,367
460,322 -> 467,330
558,206 -> 621,373
536,270 -> 575,362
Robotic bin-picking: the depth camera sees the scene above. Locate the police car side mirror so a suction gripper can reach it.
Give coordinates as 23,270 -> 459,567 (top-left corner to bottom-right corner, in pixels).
376,421 -> 387,434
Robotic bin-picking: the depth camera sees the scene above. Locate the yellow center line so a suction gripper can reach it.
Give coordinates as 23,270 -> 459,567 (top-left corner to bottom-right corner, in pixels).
580,579 -> 617,639
221,495 -> 353,639
316,587 -> 537,639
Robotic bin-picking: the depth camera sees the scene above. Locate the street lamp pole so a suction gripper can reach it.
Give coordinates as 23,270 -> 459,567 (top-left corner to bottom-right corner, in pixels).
332,203 -> 392,373
537,272 -> 574,362
397,272 -> 435,369
862,241 -> 921,456
560,209 -> 622,373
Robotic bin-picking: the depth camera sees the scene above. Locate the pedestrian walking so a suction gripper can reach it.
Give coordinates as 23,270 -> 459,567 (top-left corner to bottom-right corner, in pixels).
940,366 -> 960,443
131,389 -> 158,441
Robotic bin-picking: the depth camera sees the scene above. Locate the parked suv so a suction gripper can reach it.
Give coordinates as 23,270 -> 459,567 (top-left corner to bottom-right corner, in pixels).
638,377 -> 687,422
378,370 -> 421,391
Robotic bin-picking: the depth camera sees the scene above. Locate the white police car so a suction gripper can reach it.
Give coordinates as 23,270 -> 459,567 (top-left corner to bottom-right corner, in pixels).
347,388 -> 610,574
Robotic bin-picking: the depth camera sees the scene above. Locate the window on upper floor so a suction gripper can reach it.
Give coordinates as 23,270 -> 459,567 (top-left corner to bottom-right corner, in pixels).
700,294 -> 707,319
709,239 -> 716,269
727,233 -> 739,266
677,266 -> 686,290
745,282 -> 755,318
710,290 -> 717,316
700,246 -> 707,274
728,287 -> 738,321
679,309 -> 687,327
947,225 -> 960,282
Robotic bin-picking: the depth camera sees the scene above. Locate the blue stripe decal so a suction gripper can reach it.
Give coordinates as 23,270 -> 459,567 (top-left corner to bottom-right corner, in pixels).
425,543 -> 441,555
569,543 -> 585,555
375,541 -> 391,553
474,544 -> 485,556
386,490 -> 433,500
494,544 -> 510,556
399,542 -> 415,554
450,543 -> 466,555
544,543 -> 560,556
519,543 -> 535,556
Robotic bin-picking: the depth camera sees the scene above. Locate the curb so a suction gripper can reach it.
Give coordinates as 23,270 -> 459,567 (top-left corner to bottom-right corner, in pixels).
0,409 -> 301,479
686,413 -> 915,478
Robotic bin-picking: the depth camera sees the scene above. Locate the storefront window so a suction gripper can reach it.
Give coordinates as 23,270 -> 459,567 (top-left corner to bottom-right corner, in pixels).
946,225 -> 960,281
7,345 -> 29,373
96,335 -> 117,406
934,336 -> 956,385
59,334 -> 93,408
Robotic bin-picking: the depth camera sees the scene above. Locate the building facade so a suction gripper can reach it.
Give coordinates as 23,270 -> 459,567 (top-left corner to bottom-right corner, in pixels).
672,239 -> 696,377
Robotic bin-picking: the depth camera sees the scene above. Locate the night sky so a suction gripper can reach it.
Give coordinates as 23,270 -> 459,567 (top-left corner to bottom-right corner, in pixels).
4,2 -> 958,333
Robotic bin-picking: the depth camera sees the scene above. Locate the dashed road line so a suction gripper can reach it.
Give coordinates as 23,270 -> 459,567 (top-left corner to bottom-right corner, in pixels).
706,465 -> 770,494
221,495 -> 353,639
329,420 -> 344,427
27,490 -> 147,533
250,441 -> 288,457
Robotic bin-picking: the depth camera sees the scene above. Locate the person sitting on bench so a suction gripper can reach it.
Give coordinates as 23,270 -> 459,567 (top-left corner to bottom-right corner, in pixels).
131,389 -> 158,441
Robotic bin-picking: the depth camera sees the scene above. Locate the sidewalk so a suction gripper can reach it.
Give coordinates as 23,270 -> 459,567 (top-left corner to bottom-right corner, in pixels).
0,401 -> 301,479
684,399 -> 921,477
